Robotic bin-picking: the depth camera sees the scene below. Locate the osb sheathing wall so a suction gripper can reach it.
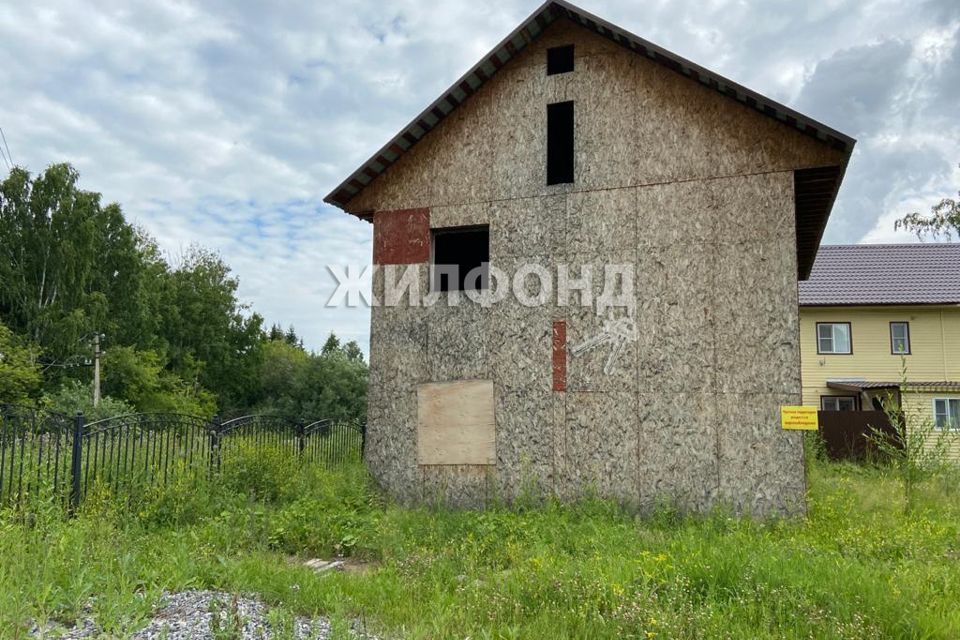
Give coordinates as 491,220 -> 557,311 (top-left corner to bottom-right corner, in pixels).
359,20 -> 845,515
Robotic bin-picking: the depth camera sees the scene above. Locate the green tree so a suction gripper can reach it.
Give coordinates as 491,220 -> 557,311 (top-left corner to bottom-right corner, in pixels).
254,334 -> 367,422
101,346 -> 216,416
896,168 -> 960,239
0,165 -> 161,361
0,321 -> 42,403
1,163 -> 365,417
158,246 -> 264,412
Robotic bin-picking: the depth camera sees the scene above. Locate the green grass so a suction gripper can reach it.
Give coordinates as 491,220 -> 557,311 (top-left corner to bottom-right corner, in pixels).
1,448 -> 959,639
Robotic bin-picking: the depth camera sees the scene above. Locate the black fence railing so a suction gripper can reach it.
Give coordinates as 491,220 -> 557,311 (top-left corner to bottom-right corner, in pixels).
0,405 -> 365,509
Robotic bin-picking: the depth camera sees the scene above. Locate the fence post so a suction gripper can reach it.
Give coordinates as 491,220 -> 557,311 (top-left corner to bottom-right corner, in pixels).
209,414 -> 221,475
69,412 -> 84,513
297,421 -> 305,457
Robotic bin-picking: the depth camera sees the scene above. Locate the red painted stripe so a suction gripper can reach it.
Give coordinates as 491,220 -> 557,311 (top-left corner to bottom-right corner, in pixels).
552,320 -> 567,392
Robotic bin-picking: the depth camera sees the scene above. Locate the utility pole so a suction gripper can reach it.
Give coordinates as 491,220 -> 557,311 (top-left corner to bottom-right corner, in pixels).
92,333 -> 102,408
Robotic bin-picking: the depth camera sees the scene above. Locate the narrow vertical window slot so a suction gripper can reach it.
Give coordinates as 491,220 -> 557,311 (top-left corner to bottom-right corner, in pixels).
547,101 -> 574,185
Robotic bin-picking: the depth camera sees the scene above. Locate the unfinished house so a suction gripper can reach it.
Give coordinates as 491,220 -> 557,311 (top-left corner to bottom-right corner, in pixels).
324,0 -> 855,514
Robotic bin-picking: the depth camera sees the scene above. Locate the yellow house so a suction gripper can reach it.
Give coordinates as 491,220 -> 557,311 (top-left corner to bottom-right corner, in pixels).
799,244 -> 960,458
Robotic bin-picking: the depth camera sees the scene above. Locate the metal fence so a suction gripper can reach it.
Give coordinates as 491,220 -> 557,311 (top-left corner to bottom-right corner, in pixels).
0,405 -> 365,509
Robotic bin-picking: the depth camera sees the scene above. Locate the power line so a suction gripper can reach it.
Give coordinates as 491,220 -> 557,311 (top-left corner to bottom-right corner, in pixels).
0,128 -> 9,171
0,127 -> 12,168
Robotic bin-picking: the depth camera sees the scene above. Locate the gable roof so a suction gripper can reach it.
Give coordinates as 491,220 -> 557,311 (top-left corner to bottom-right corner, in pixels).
799,244 -> 960,306
324,0 -> 856,278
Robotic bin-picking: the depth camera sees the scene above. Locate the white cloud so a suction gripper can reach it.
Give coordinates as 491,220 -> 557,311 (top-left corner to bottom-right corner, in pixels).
1,0 -> 958,351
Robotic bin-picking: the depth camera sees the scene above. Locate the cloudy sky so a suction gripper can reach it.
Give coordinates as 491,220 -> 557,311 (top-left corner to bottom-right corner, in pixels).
1,0 -> 957,352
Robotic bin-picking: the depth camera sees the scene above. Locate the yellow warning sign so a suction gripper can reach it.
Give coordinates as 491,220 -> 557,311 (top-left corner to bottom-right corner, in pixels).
780,406 -> 819,430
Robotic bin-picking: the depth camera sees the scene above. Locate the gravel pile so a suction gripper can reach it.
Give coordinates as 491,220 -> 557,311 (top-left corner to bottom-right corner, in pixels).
32,590 -> 375,639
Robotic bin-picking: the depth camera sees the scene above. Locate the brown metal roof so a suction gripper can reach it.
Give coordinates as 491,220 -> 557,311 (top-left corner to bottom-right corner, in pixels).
324,0 -> 855,278
799,244 -> 960,306
828,380 -> 960,392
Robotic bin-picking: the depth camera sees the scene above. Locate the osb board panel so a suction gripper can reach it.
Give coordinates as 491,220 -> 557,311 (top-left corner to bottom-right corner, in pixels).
372,208 -> 430,265
420,465 -> 495,508
565,301 -> 639,394
425,302 -> 491,382
634,172 -> 795,248
637,392 -> 719,512
716,392 -> 806,516
368,304 -> 429,392
489,195 -> 565,260
430,202 -> 490,230
562,391 -> 639,504
635,243 -> 717,393
344,19 -> 844,215
365,386 -> 420,502
372,263 -> 429,310
565,188 -> 637,255
417,380 -> 496,466
494,391 -> 555,499
714,239 -> 801,394
484,302 -> 554,395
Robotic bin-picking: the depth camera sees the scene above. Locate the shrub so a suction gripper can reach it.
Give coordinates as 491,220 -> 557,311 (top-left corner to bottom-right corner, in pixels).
43,380 -> 135,420
219,441 -> 298,503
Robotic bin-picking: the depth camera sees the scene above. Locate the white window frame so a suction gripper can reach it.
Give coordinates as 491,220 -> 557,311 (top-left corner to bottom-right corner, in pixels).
933,398 -> 960,431
821,396 -> 857,411
890,322 -> 911,355
817,322 -> 852,355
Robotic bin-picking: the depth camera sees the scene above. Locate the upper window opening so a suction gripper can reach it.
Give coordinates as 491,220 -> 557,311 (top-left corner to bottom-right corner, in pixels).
817,322 -> 852,355
431,226 -> 489,292
547,45 -> 575,75
547,101 -> 574,185
890,322 -> 911,355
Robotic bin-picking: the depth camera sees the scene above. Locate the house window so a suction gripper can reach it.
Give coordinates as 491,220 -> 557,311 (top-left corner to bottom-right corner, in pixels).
431,226 -> 489,292
817,322 -> 852,355
547,101 -> 574,185
546,45 -> 575,75
933,398 -> 960,431
821,396 -> 857,411
890,322 -> 911,355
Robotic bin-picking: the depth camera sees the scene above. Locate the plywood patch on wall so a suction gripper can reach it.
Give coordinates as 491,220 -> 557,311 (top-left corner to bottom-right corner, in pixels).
417,380 -> 496,465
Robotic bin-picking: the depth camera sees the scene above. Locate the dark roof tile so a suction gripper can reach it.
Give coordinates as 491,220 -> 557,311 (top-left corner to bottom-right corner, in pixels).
799,244 -> 960,306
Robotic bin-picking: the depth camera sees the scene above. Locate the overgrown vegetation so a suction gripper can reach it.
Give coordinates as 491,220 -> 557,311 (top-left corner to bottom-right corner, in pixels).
0,164 -> 367,419
868,359 -> 954,512
2,452 -> 958,639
